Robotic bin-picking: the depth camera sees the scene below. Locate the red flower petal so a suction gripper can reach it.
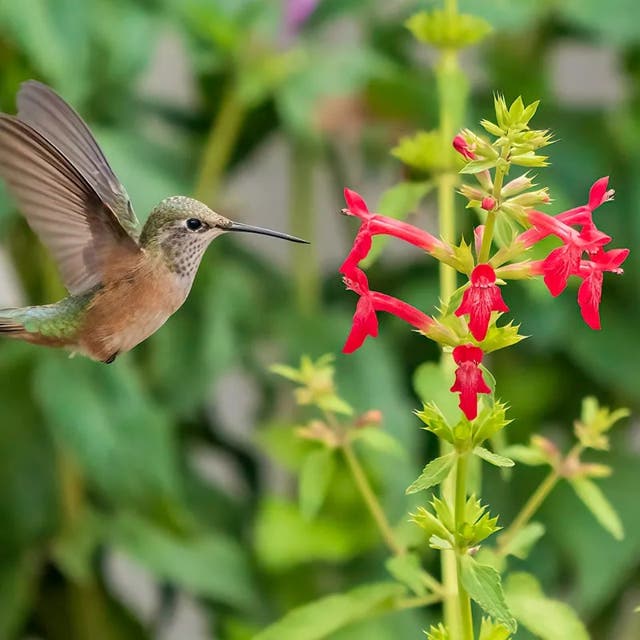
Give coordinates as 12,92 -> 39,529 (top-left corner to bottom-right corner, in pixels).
587,176 -> 614,211
577,270 -> 603,330
450,345 -> 491,420
343,187 -> 370,218
343,295 -> 378,353
541,244 -> 582,296
455,264 -> 509,341
453,134 -> 475,160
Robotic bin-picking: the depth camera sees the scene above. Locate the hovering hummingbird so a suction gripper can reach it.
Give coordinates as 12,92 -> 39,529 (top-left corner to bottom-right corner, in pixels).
0,81 -> 307,363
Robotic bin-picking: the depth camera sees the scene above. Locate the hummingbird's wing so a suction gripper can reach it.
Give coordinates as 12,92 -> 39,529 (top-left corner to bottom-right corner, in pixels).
16,81 -> 140,238
0,115 -> 141,295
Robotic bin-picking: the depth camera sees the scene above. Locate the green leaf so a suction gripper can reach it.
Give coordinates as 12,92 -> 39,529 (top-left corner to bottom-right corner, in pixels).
406,10 -> 492,49
362,181 -> 434,268
391,131 -> 445,172
254,582 -> 405,640
270,363 -> 303,383
406,452 -> 456,495
299,449 -> 336,520
425,622 -> 450,640
460,158 -> 498,174
473,446 -> 514,468
415,402 -> 454,444
570,477 -> 624,540
499,444 -> 547,466
385,553 -> 427,596
505,572 -> 589,640
0,552 -> 39,640
33,355 -> 180,507
499,522 -> 545,560
352,428 -> 406,458
107,513 -> 257,610
479,617 -> 512,640
459,556 -> 517,633
254,498 -> 373,570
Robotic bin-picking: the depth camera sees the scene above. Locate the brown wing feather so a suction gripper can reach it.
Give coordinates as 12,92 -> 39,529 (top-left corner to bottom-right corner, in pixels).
0,115 -> 140,295
16,80 -> 140,237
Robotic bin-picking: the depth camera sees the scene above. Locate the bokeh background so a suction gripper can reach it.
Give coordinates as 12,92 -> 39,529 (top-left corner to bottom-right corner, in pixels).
0,1 -> 639,638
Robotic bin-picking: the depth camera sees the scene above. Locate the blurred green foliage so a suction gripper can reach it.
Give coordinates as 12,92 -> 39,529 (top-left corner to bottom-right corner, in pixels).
0,0 -> 638,638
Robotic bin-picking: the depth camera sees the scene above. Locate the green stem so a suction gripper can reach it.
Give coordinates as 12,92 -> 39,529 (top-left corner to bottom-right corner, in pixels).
342,441 -> 404,556
497,469 -> 560,555
455,454 -> 474,640
289,138 -> 320,315
194,82 -> 247,205
478,157 -> 507,262
437,47 -> 461,637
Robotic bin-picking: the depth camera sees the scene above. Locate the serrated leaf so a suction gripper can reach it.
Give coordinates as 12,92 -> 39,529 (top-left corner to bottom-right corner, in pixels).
406,452 -> 457,495
499,444 -> 547,466
385,553 -> 427,596
352,427 -> 405,458
570,477 -> 624,540
479,617 -> 512,640
499,522 -> 545,560
425,622 -> 450,640
254,582 -> 405,640
473,446 -> 515,468
459,556 -> 517,633
481,321 -> 526,353
299,449 -> 336,520
505,572 -> 589,640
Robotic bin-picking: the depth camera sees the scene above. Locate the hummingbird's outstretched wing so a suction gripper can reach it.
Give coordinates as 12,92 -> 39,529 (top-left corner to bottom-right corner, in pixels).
16,80 -> 140,238
0,115 -> 141,295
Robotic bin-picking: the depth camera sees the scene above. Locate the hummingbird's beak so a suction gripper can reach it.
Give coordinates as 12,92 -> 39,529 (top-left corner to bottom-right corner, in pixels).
227,221 -> 309,244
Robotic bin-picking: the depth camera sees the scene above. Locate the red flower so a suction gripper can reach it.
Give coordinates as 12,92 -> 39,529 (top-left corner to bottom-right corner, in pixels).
521,210 -> 612,296
450,345 -> 491,421
453,134 -> 475,160
341,188 -> 445,276
343,268 -> 433,353
576,248 -> 629,329
455,264 -> 509,341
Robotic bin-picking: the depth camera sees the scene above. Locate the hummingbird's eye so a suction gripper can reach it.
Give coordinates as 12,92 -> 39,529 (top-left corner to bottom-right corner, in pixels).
185,218 -> 203,231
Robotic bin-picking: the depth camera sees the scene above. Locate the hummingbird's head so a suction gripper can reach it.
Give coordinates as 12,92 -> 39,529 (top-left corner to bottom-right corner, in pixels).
141,196 -> 307,278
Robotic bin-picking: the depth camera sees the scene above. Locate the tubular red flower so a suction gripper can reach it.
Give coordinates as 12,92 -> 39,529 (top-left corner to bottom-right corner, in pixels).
455,264 -> 509,341
341,188 -> 445,275
342,268 -> 433,353
576,248 -> 629,330
450,345 -> 491,421
453,134 -> 475,160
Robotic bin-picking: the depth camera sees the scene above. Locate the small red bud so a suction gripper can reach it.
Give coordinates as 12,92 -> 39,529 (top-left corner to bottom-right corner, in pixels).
481,196 -> 496,211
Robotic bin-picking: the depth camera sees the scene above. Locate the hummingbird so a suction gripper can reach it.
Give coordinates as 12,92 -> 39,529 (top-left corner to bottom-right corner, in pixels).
0,81 -> 307,363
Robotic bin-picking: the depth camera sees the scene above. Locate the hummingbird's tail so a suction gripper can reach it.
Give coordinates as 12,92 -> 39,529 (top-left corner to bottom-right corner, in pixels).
0,311 -> 26,335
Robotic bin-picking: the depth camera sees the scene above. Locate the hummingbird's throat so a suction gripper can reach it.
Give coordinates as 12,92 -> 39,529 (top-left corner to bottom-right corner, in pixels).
162,235 -> 211,279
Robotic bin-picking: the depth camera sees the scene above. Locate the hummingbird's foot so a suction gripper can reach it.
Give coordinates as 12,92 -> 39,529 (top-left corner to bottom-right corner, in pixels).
103,352 -> 118,364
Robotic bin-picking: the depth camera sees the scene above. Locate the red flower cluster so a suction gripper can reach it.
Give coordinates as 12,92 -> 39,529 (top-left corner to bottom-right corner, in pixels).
519,177 -> 629,329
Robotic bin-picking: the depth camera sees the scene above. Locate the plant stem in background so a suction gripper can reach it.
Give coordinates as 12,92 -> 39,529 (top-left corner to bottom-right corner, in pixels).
289,137 -> 321,315
342,440 -> 404,556
454,454 -> 474,639
497,469 -> 560,555
194,82 -> 247,205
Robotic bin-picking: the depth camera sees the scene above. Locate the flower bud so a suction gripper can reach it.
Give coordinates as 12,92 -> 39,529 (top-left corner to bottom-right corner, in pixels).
481,196 -> 496,211
501,173 -> 534,198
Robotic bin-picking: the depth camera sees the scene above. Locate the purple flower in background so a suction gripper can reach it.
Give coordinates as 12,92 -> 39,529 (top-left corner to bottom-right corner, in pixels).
285,0 -> 320,35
